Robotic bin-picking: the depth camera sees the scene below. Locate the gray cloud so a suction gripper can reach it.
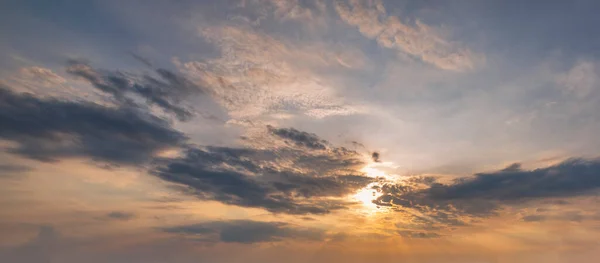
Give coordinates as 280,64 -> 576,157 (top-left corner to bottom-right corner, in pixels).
152,141 -> 373,214
1,79 -> 372,214
428,158 -> 600,201
374,158 -> 600,234
106,211 -> 135,221
267,125 -> 328,150
152,125 -> 374,214
371,152 -> 380,162
163,220 -> 325,244
0,87 -> 185,164
66,60 -> 204,121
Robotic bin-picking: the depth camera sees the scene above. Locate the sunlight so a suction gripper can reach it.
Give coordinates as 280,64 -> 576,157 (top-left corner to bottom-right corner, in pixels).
351,162 -> 397,213
360,161 -> 398,180
352,183 -> 382,211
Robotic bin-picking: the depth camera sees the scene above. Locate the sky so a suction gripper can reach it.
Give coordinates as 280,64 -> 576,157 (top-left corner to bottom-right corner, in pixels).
1,0 -> 600,262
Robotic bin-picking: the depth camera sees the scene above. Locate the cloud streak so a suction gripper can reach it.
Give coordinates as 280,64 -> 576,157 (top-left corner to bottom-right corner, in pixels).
335,0 -> 478,71
163,220 -> 325,243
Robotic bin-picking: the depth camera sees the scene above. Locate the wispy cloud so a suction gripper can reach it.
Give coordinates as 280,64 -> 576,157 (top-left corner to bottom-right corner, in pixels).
557,60 -> 598,98
334,0 -> 479,71
176,24 -> 367,120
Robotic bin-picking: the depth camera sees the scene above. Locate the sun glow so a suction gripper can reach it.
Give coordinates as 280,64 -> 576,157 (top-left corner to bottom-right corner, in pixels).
351,162 -> 396,212
353,185 -> 380,208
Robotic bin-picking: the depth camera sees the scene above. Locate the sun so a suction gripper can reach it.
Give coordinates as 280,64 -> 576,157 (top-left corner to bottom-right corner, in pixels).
352,183 -> 382,210
350,162 -> 395,212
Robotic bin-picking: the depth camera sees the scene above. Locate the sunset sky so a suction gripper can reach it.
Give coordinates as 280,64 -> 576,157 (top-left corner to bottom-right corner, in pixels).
2,1 -> 600,262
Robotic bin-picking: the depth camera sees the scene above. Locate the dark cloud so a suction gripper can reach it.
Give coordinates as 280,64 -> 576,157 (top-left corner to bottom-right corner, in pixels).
427,158 -> 600,201
152,143 -> 373,214
374,158 -> 600,232
66,60 -> 204,121
163,220 -> 325,244
267,125 -> 328,150
0,87 -> 185,164
371,152 -> 380,162
2,81 -> 371,214
106,211 -> 135,220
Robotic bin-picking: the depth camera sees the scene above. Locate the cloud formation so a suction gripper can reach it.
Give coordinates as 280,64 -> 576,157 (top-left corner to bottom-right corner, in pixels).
152,133 -> 374,214
374,158 -> 600,236
177,24 -> 365,120
428,158 -> 600,201
335,0 -> 478,71
0,87 -> 185,164
67,60 -> 203,121
267,125 -> 328,150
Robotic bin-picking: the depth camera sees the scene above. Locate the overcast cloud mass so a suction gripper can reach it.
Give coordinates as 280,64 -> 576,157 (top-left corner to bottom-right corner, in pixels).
2,1 -> 600,263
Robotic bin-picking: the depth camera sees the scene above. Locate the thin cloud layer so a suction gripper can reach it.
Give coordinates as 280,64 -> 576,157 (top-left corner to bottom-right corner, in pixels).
177,24 -> 366,120
335,0 -> 478,71
163,220 -> 325,244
